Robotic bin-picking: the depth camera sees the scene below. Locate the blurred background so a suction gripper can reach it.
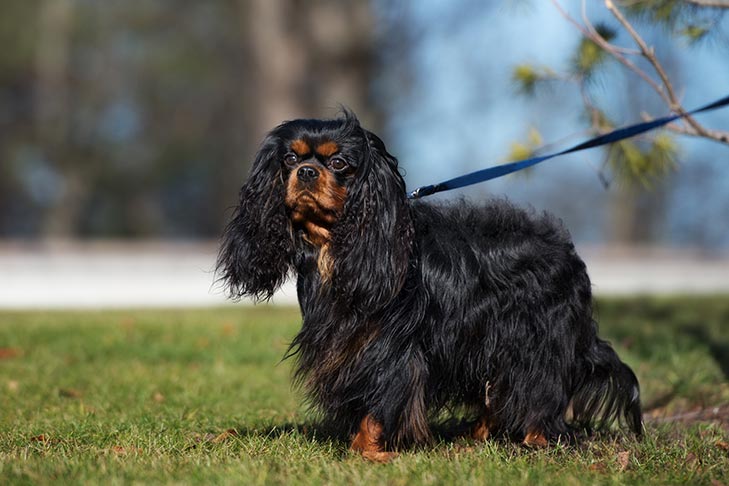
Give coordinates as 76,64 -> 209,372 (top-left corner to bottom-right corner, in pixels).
1,0 -> 728,308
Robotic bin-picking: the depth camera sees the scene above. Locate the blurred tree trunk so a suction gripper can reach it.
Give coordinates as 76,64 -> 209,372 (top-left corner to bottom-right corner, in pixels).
242,0 -> 379,137
245,0 -> 307,137
214,0 -> 381,229
305,1 -> 380,129
35,0 -> 85,238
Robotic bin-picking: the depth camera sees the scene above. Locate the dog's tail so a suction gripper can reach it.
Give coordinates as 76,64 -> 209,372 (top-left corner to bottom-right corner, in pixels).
571,336 -> 643,436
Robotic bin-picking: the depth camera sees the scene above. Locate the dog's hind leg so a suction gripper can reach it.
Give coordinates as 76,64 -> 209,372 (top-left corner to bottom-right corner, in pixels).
472,381 -> 495,440
472,415 -> 491,440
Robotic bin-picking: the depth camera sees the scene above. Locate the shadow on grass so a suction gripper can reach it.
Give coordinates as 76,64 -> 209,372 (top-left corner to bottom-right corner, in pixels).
231,418 -> 481,451
229,418 -> 623,450
235,421 -> 345,444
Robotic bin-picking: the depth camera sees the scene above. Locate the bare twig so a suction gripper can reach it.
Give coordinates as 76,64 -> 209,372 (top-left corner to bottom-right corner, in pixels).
604,0 -> 682,110
550,0 -> 670,105
661,121 -> 729,144
684,0 -> 729,8
581,0 -> 640,56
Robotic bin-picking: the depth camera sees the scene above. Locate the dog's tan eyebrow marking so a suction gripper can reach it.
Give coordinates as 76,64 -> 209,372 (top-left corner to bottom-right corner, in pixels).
315,141 -> 339,158
291,139 -> 310,156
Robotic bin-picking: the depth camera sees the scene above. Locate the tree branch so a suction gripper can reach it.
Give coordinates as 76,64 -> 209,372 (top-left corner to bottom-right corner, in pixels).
552,0 -> 729,145
605,1 -> 682,110
684,0 -> 729,8
604,0 -> 729,145
550,0 -> 670,105
656,119 -> 729,144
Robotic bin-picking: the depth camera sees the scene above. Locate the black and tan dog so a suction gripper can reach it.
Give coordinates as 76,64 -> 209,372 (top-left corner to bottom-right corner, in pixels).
217,111 -> 642,461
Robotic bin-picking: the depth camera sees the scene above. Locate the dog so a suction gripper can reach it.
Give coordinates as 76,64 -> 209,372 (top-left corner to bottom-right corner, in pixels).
217,110 -> 642,461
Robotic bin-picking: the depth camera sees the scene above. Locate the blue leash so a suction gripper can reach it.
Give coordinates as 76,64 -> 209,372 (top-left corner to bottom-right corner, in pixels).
407,94 -> 729,199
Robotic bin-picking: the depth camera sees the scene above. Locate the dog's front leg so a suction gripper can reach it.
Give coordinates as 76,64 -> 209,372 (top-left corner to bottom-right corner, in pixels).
350,415 -> 398,463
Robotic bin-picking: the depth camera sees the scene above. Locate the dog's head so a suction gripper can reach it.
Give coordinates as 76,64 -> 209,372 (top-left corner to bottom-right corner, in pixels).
217,110 -> 413,311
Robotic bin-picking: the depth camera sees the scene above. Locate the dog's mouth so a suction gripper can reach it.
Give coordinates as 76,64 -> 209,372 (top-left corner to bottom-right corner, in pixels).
287,189 -> 345,248
286,191 -> 339,226
284,171 -> 347,247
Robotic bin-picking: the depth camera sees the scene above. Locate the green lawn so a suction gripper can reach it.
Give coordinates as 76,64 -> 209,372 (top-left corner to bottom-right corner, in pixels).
0,297 -> 727,485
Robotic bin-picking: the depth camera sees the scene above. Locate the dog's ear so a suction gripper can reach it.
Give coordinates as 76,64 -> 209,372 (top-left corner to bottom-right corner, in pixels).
329,126 -> 414,312
216,134 -> 294,301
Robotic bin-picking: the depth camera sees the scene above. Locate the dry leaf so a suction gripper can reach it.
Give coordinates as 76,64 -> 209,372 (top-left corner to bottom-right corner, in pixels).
617,450 -> 630,471
221,322 -> 236,336
716,440 -> 729,451
589,462 -> 608,474
152,392 -> 165,403
685,452 -> 699,469
110,445 -> 142,455
59,388 -> 83,398
211,428 -> 239,443
7,380 -> 19,392
30,434 -> 47,442
0,348 -> 21,360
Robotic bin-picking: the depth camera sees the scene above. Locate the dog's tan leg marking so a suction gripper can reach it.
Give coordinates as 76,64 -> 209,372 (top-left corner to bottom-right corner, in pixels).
350,415 -> 398,463
472,415 -> 492,441
472,382 -> 493,440
523,429 -> 548,447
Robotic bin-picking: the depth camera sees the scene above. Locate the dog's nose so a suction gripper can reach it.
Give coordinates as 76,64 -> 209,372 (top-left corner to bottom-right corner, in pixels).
297,166 -> 319,183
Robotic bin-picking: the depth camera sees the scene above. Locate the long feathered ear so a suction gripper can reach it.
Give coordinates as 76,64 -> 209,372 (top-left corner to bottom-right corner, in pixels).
329,126 -> 414,312
216,135 -> 294,301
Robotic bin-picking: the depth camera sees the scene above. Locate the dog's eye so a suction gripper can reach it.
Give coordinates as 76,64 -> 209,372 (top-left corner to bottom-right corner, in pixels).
329,157 -> 348,171
283,153 -> 298,167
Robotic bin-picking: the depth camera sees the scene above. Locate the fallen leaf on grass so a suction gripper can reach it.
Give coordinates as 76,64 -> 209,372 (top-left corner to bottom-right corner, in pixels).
588,462 -> 608,474
185,429 -> 241,450
685,452 -> 700,470
111,446 -> 143,456
716,440 -> 729,451
221,322 -> 236,337
617,451 -> 630,471
59,388 -> 83,399
29,434 -> 60,445
152,392 -> 165,403
7,380 -> 19,392
0,348 -> 21,359
211,429 -> 239,444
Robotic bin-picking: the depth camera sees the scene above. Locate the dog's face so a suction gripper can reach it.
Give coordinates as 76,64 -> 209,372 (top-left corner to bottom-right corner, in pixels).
280,128 -> 361,247
217,111 -> 414,311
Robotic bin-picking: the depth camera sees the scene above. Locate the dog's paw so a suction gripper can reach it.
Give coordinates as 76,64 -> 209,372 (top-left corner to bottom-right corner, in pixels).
360,450 -> 398,463
523,430 -> 548,448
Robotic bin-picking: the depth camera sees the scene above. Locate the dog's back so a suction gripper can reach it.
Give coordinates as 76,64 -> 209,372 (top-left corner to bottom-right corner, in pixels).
411,199 -> 642,440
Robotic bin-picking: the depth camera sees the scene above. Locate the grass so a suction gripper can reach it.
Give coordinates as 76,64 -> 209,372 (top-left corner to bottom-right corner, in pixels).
0,297 -> 727,485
